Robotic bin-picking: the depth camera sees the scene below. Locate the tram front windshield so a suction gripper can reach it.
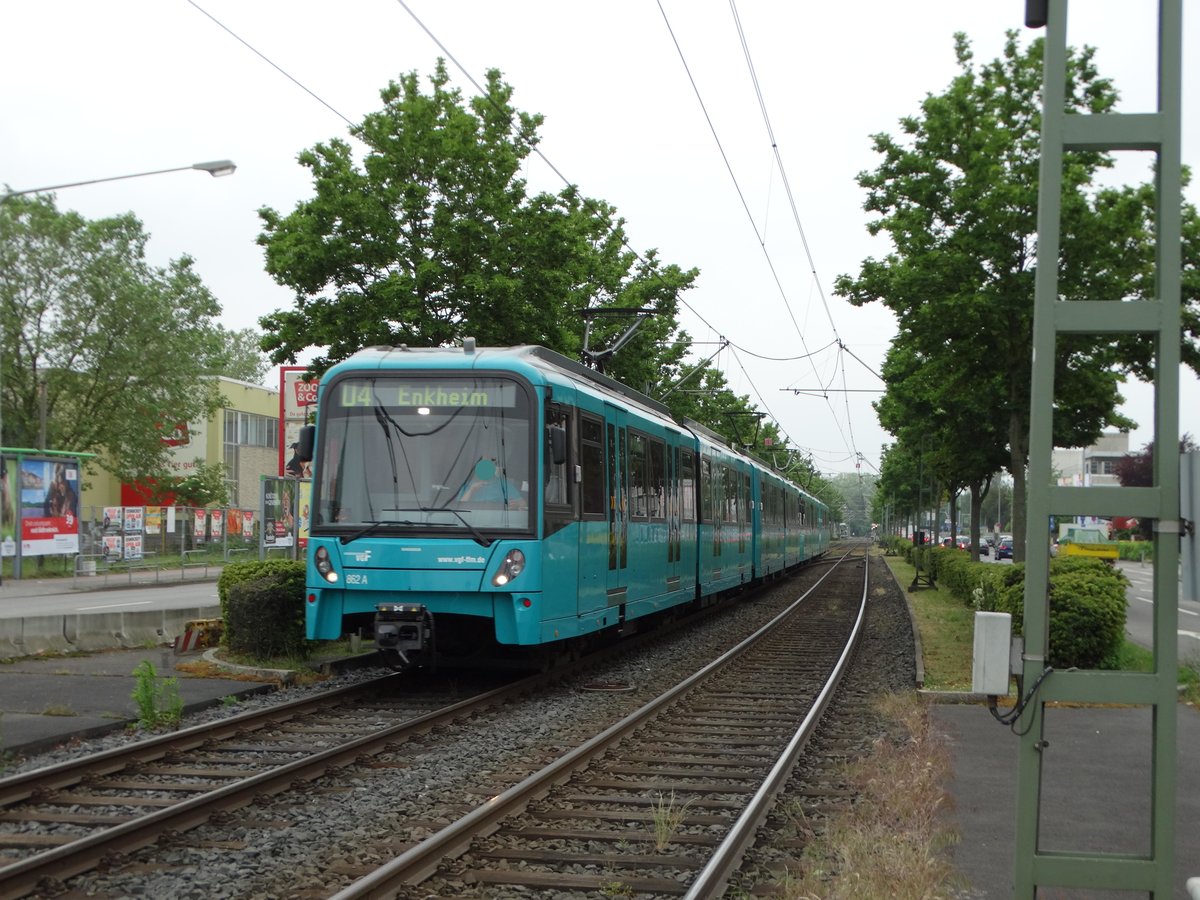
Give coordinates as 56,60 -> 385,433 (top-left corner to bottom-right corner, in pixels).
315,376 -> 533,533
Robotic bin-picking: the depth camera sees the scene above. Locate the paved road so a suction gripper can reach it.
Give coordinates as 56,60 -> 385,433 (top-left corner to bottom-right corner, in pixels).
0,576 -> 221,618
1119,559 -> 1200,664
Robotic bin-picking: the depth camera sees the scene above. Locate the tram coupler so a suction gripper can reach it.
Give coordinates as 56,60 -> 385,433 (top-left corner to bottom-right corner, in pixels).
374,603 -> 430,666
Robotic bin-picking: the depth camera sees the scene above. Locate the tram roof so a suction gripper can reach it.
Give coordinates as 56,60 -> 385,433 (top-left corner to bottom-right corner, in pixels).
341,342 -> 674,419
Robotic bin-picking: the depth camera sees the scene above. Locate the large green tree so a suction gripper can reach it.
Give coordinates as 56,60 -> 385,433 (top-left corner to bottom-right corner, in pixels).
873,330 -> 1009,557
258,61 -> 696,387
834,32 -> 1166,560
0,195 -> 239,484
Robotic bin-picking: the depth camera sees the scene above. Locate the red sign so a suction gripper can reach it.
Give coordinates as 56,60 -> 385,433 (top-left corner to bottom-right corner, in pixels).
293,379 -> 318,406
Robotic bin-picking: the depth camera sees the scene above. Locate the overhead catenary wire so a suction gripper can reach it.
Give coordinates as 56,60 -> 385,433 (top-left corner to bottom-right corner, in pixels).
187,0 -> 878,477
658,1 -> 876,474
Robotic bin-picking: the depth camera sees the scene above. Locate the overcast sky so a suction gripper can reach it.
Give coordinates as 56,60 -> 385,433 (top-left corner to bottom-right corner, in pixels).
4,0 -> 1198,475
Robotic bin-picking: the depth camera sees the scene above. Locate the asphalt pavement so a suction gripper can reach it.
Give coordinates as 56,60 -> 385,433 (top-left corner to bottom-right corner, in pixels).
0,567 -> 280,757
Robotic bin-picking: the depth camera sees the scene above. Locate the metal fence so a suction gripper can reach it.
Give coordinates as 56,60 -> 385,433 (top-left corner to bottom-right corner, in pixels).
0,504 -> 302,585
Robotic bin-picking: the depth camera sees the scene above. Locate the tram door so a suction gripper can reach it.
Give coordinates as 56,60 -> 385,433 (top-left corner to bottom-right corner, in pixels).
604,404 -> 628,608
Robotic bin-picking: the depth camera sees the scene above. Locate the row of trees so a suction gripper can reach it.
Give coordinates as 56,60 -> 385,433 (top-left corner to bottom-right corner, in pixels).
844,32 -> 1200,560
2,60 -> 839,506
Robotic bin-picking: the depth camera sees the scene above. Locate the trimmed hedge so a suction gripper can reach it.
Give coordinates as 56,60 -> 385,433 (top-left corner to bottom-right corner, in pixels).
225,574 -> 310,660
960,556 -> 1128,669
216,559 -> 307,654
1118,540 -> 1154,562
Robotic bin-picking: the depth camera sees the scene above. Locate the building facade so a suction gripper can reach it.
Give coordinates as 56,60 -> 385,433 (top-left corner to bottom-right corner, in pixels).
1052,431 -> 1130,487
79,377 -> 280,510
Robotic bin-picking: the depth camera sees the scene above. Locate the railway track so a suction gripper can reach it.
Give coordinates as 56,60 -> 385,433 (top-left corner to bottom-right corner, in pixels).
0,666 -> 566,899
334,548 -> 869,899
0,571 -> 813,899
0,549 -> 871,898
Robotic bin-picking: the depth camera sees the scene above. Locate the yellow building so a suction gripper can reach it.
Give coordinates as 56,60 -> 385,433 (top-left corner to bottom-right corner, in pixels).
79,377 -> 281,510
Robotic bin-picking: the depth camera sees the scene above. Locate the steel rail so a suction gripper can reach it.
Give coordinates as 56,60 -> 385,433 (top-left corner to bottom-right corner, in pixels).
0,578 -> 786,899
330,550 -> 858,899
0,673 -> 403,807
683,550 -> 869,898
0,667 -> 567,899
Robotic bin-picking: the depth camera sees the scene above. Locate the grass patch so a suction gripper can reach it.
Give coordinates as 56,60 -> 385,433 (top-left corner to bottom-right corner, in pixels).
880,555 -> 975,691
770,691 -> 966,899
883,553 -> 1200,705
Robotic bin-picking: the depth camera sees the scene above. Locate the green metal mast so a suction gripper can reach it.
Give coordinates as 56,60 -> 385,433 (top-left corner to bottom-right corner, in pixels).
1018,0 -> 1181,895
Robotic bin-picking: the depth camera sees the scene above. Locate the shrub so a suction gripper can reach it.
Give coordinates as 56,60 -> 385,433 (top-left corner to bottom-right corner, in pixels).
970,559 -> 1127,669
217,559 -> 307,648
225,573 -> 310,660
1118,540 -> 1154,563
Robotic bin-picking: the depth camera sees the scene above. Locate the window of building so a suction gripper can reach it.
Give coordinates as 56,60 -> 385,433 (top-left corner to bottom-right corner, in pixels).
223,409 -> 279,505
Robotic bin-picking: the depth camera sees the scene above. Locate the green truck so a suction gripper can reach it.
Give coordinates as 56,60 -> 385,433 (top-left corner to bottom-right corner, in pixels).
1058,527 -> 1119,562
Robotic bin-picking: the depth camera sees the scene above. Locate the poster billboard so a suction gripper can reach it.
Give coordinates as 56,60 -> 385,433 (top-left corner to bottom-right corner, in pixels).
261,476 -> 296,550
298,480 -> 312,550
279,366 -> 318,477
18,456 -> 80,556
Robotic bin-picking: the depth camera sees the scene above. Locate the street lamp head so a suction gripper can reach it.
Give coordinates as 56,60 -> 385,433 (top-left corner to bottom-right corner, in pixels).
192,160 -> 237,178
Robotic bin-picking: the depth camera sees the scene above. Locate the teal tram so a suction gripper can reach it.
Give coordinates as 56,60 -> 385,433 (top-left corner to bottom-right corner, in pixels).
296,341 -> 832,669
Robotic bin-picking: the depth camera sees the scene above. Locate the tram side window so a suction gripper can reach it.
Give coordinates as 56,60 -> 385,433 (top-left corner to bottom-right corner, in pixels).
700,455 -> 712,523
680,449 -> 696,523
629,431 -> 648,519
648,438 -> 665,520
723,465 -> 737,523
545,406 -> 571,507
580,416 -> 605,517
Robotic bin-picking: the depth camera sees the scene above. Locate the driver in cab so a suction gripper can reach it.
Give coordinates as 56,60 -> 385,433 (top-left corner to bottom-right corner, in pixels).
459,458 -> 528,509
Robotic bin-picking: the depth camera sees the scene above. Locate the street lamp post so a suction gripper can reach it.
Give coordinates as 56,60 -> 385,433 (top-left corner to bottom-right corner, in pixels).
1,158 -> 236,445
1,160 -> 237,203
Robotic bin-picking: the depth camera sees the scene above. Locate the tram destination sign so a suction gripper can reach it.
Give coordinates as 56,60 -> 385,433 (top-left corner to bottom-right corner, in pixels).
337,379 -> 519,409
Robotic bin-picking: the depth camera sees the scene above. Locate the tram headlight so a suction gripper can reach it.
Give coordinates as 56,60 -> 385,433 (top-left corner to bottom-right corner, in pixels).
315,546 -> 339,583
492,548 -> 526,587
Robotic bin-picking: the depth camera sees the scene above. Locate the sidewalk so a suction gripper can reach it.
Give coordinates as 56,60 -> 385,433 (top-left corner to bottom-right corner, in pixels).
0,645 -> 278,757
0,569 -> 255,757
931,701 -> 1200,898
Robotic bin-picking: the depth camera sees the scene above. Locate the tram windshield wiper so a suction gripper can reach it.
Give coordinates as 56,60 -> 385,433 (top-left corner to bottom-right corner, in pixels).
339,520 -> 404,545
340,507 -> 493,549
432,507 -> 492,548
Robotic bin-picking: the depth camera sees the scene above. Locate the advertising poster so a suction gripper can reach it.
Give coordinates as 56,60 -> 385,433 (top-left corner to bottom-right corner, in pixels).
19,457 -> 80,556
211,508 -> 224,539
145,507 -> 162,536
123,506 -> 144,534
261,477 -> 295,549
123,533 -> 143,560
102,506 -> 122,532
102,534 -> 123,560
279,366 -> 319,477
194,509 -> 207,543
298,480 -> 312,550
227,509 -> 242,537
241,510 -> 254,539
1,456 -> 16,558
